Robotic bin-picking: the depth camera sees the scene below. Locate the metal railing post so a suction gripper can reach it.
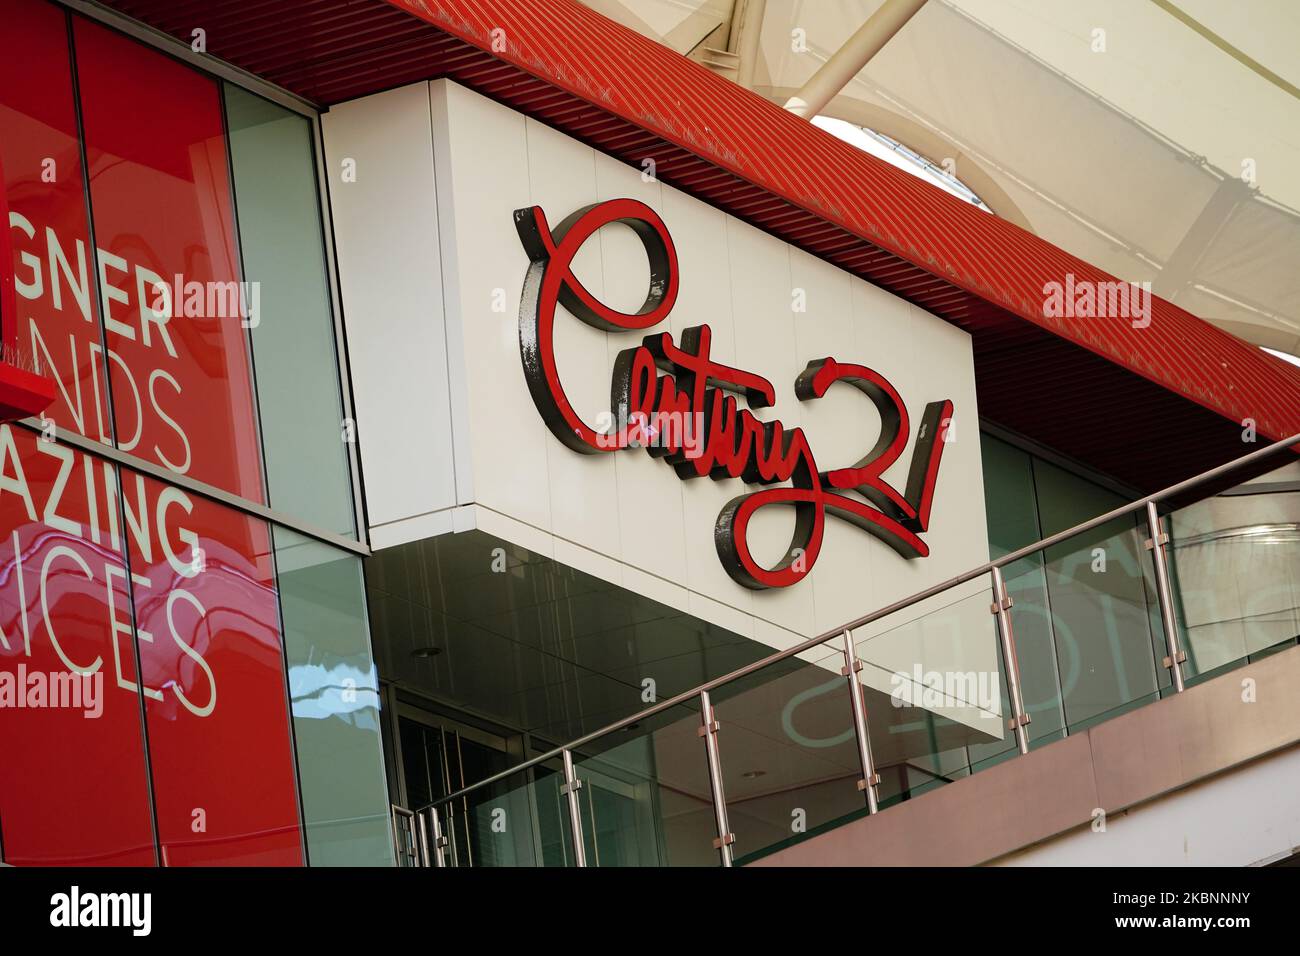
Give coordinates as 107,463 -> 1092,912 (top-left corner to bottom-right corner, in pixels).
698,690 -> 735,866
840,629 -> 881,813
990,567 -> 1031,754
426,806 -> 448,868
1145,501 -> 1187,692
390,804 -> 418,867
415,808 -> 431,867
560,749 -> 588,867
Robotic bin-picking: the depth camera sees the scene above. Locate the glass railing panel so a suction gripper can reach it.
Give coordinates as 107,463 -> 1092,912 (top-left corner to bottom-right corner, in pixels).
441,766 -> 570,867
997,554 -> 1069,746
1027,516 -> 1164,735
418,449 -> 1299,867
1164,462 -> 1300,685
852,577 -> 1009,805
570,697 -> 716,866
877,756 -> 973,806
708,638 -> 865,864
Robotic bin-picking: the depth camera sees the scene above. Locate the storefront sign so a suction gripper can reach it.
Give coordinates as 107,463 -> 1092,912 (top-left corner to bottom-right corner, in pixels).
515,198 -> 953,590
0,6 -> 302,866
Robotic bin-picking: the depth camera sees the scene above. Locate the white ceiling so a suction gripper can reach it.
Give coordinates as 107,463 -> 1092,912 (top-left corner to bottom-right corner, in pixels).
580,0 -> 1300,356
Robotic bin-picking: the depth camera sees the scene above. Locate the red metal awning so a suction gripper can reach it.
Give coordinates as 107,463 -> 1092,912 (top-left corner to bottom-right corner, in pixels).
101,0 -> 1300,491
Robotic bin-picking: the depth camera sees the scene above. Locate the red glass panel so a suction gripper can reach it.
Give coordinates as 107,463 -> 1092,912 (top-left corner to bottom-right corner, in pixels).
0,422 -> 156,865
122,469 -> 302,865
73,18 -> 265,503
0,0 -> 111,437
0,4 -> 303,868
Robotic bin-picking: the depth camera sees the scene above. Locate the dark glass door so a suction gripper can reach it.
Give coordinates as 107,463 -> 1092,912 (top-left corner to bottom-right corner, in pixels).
395,708 -> 515,866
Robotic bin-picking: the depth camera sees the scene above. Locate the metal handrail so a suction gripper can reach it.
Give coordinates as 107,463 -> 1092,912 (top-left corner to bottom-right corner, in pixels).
419,431 -> 1300,814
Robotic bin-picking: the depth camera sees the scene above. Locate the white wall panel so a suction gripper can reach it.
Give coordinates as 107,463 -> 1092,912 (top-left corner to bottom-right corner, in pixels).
321,84 -> 456,531
429,80 -> 551,534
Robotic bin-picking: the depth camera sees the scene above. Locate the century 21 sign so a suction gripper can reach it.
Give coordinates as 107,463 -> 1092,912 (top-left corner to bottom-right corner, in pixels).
514,198 -> 952,591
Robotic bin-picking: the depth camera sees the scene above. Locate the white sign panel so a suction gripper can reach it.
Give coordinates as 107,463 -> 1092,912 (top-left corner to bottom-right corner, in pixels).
325,80 -> 1000,733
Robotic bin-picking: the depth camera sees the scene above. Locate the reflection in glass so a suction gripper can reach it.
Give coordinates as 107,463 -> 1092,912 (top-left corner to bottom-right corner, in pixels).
713,658 -> 864,863
1168,464 -> 1300,683
276,527 -> 391,865
75,19 -> 266,502
366,530 -> 770,744
979,435 -> 1066,745
856,584 -> 1007,805
1034,459 -> 1162,731
572,700 -> 717,866
0,424 -> 155,864
124,469 -> 302,865
981,436 -> 1167,740
455,767 -> 567,867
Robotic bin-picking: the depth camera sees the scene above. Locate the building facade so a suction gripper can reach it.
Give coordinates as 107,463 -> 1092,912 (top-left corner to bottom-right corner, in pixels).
0,0 -> 1297,867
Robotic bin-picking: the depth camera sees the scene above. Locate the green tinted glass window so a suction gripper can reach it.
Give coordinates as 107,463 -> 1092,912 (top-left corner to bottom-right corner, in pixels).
225,84 -> 355,536
275,527 -> 392,865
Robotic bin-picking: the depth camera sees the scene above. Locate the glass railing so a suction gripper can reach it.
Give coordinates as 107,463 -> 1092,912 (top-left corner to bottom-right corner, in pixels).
1021,511 -> 1167,736
1166,476 -> 1300,686
711,649 -> 864,862
406,764 -> 572,867
405,433 -> 1300,866
569,698 -> 712,866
